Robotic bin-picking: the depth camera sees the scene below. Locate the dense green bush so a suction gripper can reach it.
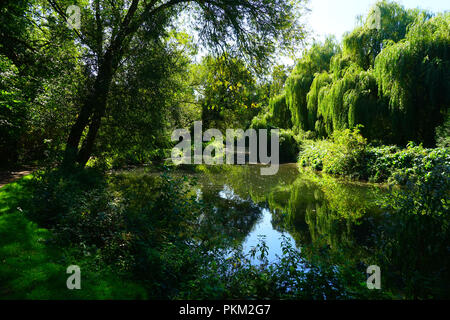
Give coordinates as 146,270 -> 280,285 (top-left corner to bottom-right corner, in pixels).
322,128 -> 367,178
365,143 -> 450,184
375,144 -> 450,298
278,129 -> 301,163
298,139 -> 332,171
299,128 -> 367,178
27,168 -> 108,227
299,129 -> 450,184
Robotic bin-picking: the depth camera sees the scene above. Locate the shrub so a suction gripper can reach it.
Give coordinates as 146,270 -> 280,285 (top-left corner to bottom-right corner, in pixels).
27,167 -> 107,227
250,112 -> 272,130
298,139 -> 332,171
321,127 -> 367,178
435,113 -> 450,148
376,145 -> 450,298
365,143 -> 449,184
278,129 -> 301,163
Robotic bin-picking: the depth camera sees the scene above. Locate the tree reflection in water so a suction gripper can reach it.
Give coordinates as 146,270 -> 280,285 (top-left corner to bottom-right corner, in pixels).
186,164 -> 449,299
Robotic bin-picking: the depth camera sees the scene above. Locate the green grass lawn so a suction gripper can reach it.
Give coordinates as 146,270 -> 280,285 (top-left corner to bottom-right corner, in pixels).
0,175 -> 146,299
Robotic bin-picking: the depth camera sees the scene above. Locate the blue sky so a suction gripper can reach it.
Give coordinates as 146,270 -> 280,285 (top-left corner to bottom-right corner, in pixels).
306,0 -> 449,42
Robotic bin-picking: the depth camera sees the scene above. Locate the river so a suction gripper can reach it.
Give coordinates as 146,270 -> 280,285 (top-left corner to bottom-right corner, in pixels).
123,163 -> 448,298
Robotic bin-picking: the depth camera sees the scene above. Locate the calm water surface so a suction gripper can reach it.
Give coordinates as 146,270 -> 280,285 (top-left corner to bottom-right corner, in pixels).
166,164 -> 385,263
127,163 -> 449,298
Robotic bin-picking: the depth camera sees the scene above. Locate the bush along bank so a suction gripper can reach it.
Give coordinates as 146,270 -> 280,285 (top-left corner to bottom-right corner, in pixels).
298,127 -> 450,185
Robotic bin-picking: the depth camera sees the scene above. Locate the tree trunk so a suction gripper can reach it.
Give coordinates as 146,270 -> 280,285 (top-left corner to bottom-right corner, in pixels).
62,0 -> 143,168
63,52 -> 115,168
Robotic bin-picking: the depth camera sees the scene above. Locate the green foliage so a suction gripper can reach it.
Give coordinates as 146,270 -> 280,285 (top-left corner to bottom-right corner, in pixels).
374,13 -> 450,145
435,112 -> 450,148
315,67 -> 390,141
299,128 -> 368,177
306,72 -> 332,133
322,128 -> 368,178
285,37 -> 340,131
0,0 -> 86,166
196,53 -> 263,130
0,55 -> 27,167
386,146 -> 449,216
267,93 -> 292,129
281,2 -> 448,146
298,139 -> 332,171
0,0 -> 307,169
285,73 -> 313,130
343,0 -> 423,70
27,167 -> 107,227
299,129 -> 450,184
98,31 -> 196,167
375,146 -> 450,298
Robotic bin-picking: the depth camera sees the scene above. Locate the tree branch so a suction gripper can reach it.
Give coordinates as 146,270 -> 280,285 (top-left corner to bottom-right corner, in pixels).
47,0 -> 87,45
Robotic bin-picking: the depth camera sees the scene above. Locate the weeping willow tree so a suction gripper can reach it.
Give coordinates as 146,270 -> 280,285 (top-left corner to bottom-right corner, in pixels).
375,13 -> 450,145
343,0 -> 424,70
317,65 -> 364,136
306,72 -> 332,135
285,73 -> 314,131
284,37 -> 340,131
270,1 -> 447,145
284,0 -> 420,134
307,61 -> 390,140
346,71 -> 389,141
267,93 -> 292,129
305,0 -> 426,141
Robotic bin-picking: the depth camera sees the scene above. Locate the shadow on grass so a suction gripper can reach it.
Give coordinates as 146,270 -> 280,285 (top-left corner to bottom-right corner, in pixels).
0,175 -> 147,300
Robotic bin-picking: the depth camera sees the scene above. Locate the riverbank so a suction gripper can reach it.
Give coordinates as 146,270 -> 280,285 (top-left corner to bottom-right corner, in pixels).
1,157 -> 448,299
297,128 -> 449,185
0,165 -> 386,299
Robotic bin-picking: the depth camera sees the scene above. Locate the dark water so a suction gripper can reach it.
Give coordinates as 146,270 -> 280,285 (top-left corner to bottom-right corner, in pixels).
187,164 -> 384,262
128,163 -> 449,298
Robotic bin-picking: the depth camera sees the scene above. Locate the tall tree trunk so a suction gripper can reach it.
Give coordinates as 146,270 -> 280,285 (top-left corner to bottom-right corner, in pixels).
63,52 -> 115,168
63,94 -> 95,167
61,0 -> 148,168
76,108 -> 106,167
